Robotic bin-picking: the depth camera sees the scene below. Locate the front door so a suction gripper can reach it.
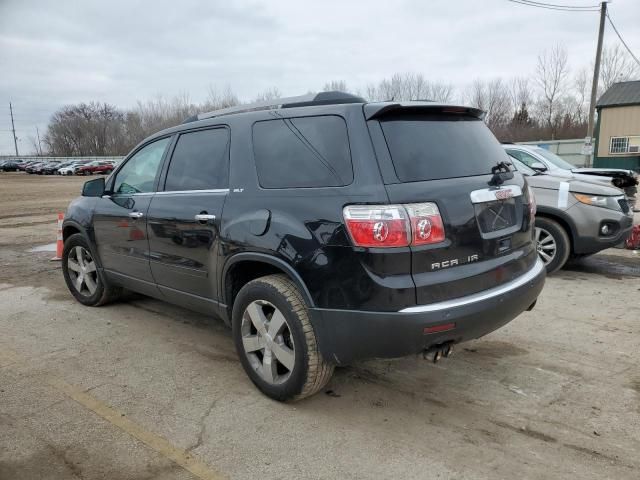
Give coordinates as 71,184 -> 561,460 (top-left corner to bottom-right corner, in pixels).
93,137 -> 171,286
147,127 -> 230,306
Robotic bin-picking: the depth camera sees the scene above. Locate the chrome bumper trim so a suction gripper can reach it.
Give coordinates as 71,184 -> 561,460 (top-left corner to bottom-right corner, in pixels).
399,258 -> 545,313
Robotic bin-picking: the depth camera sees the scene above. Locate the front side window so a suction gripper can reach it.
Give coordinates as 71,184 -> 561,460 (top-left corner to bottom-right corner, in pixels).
253,115 -> 353,188
506,149 -> 540,168
532,148 -> 574,170
113,137 -> 170,194
164,128 -> 229,191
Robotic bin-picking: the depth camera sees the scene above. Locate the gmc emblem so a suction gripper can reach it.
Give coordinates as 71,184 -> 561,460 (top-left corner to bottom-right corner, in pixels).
494,189 -> 514,200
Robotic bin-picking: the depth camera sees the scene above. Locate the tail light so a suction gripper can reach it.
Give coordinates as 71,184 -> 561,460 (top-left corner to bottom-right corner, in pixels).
527,185 -> 536,218
404,203 -> 445,245
342,205 -> 409,247
343,202 -> 444,248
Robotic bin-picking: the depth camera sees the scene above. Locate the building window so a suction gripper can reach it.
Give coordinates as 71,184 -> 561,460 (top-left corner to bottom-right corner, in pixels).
610,137 -> 629,154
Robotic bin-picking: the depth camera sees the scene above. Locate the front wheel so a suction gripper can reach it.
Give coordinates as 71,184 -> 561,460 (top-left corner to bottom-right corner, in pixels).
62,233 -> 122,306
535,217 -> 570,274
232,274 -> 334,401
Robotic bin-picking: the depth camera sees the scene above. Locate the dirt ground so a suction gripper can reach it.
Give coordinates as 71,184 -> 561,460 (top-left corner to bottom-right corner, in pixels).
1,172 -> 639,480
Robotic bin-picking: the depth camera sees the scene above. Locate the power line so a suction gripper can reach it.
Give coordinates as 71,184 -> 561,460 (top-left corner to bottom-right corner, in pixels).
507,0 -> 599,12
606,12 -> 640,68
515,0 -> 600,9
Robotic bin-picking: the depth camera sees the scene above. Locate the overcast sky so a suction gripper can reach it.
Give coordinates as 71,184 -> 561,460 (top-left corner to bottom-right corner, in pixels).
1,0 -> 639,155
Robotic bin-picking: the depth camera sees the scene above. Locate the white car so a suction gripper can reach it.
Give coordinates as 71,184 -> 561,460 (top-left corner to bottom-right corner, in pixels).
503,144 -> 637,198
58,163 -> 84,175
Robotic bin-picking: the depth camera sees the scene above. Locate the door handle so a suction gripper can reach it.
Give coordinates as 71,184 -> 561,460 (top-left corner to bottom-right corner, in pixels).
128,211 -> 144,219
195,213 -> 216,222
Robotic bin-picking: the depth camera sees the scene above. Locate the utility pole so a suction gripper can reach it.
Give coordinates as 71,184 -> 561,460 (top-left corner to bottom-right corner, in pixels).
585,1 -> 608,167
9,102 -> 19,156
36,126 -> 43,156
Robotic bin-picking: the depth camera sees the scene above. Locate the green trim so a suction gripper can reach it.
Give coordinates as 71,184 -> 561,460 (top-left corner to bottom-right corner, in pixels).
593,111 -> 601,166
593,155 -> 640,171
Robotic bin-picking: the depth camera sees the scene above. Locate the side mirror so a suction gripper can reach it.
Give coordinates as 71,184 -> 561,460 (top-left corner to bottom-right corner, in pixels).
82,177 -> 105,197
530,162 -> 547,172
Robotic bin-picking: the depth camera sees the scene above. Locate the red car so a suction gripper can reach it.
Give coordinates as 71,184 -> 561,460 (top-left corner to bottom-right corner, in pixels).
76,161 -> 114,175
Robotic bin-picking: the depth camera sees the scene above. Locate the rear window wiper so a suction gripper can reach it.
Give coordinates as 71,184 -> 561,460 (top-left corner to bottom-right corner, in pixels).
489,161 -> 514,186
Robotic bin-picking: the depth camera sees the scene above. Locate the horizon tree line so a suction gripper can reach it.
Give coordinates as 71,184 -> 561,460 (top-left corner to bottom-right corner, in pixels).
38,43 -> 639,157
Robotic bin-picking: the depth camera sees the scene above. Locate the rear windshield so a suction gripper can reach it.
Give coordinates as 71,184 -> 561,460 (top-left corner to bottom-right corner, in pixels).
380,113 -> 509,182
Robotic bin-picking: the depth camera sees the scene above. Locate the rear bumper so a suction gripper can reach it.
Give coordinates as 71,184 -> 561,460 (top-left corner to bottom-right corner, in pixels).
309,259 -> 546,365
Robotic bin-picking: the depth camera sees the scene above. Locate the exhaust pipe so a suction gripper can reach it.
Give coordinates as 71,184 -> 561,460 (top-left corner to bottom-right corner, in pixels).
423,342 -> 454,363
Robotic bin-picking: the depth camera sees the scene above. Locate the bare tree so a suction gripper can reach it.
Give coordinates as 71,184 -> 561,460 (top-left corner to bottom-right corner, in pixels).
535,45 -> 569,139
203,85 -> 239,111
252,87 -> 282,102
571,67 -> 589,125
44,102 -> 125,155
366,73 -> 453,102
599,44 -> 640,93
508,77 -> 532,111
466,78 -> 511,129
322,80 -> 349,92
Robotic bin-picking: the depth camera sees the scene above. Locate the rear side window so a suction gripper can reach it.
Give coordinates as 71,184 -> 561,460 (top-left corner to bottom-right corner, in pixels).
253,115 -> 353,188
380,113 -> 509,182
165,128 -> 229,191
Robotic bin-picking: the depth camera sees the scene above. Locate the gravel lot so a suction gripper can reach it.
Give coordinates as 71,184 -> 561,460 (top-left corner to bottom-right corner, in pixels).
1,172 -> 639,480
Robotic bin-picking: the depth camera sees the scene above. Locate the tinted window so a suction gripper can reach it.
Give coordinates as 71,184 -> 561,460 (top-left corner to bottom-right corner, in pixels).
253,115 -> 353,188
113,137 -> 170,194
165,128 -> 229,191
381,114 -> 509,182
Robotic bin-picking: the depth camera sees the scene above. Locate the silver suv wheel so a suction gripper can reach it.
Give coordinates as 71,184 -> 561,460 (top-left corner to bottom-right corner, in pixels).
67,246 -> 98,296
535,227 -> 557,265
241,300 -> 295,385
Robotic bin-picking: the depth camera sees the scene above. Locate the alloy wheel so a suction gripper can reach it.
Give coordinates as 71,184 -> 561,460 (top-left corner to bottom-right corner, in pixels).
240,300 -> 295,385
535,227 -> 557,265
67,246 -> 98,296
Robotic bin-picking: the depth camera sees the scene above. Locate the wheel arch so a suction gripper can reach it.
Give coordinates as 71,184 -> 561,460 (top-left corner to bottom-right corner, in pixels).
62,220 -> 104,269
221,253 -> 315,324
535,207 -> 577,253
62,222 -> 83,242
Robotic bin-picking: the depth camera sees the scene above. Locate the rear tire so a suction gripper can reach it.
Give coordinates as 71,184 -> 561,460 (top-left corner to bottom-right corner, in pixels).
535,217 -> 570,274
232,274 -> 334,401
62,233 -> 122,306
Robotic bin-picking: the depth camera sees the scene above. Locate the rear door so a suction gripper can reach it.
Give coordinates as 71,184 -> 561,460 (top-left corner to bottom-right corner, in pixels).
369,110 -> 536,305
146,126 -> 230,306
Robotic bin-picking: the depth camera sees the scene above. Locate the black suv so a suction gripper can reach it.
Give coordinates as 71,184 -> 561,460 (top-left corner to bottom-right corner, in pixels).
62,92 -> 545,401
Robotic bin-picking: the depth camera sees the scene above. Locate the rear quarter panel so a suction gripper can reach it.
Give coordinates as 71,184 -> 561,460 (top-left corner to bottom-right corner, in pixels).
219,105 -> 416,311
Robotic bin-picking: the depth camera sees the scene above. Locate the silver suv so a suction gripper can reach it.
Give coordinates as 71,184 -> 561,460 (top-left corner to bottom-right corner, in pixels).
509,157 -> 633,273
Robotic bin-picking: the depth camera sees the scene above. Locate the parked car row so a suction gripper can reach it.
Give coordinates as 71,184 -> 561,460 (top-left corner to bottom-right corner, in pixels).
0,159 -> 117,175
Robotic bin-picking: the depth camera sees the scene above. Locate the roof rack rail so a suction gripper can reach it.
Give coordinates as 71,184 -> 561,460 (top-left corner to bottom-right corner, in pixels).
184,91 -> 365,123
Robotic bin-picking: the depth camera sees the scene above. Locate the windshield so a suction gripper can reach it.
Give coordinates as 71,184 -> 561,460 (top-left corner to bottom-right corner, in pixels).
533,148 -> 575,170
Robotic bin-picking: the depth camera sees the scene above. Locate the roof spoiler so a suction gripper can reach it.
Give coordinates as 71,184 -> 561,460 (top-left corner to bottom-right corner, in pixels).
364,102 -> 486,121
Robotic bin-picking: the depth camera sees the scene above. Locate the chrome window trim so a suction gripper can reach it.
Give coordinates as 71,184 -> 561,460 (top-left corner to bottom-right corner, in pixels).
102,192 -> 154,198
469,185 -> 522,204
155,189 -> 229,195
399,258 -> 544,313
